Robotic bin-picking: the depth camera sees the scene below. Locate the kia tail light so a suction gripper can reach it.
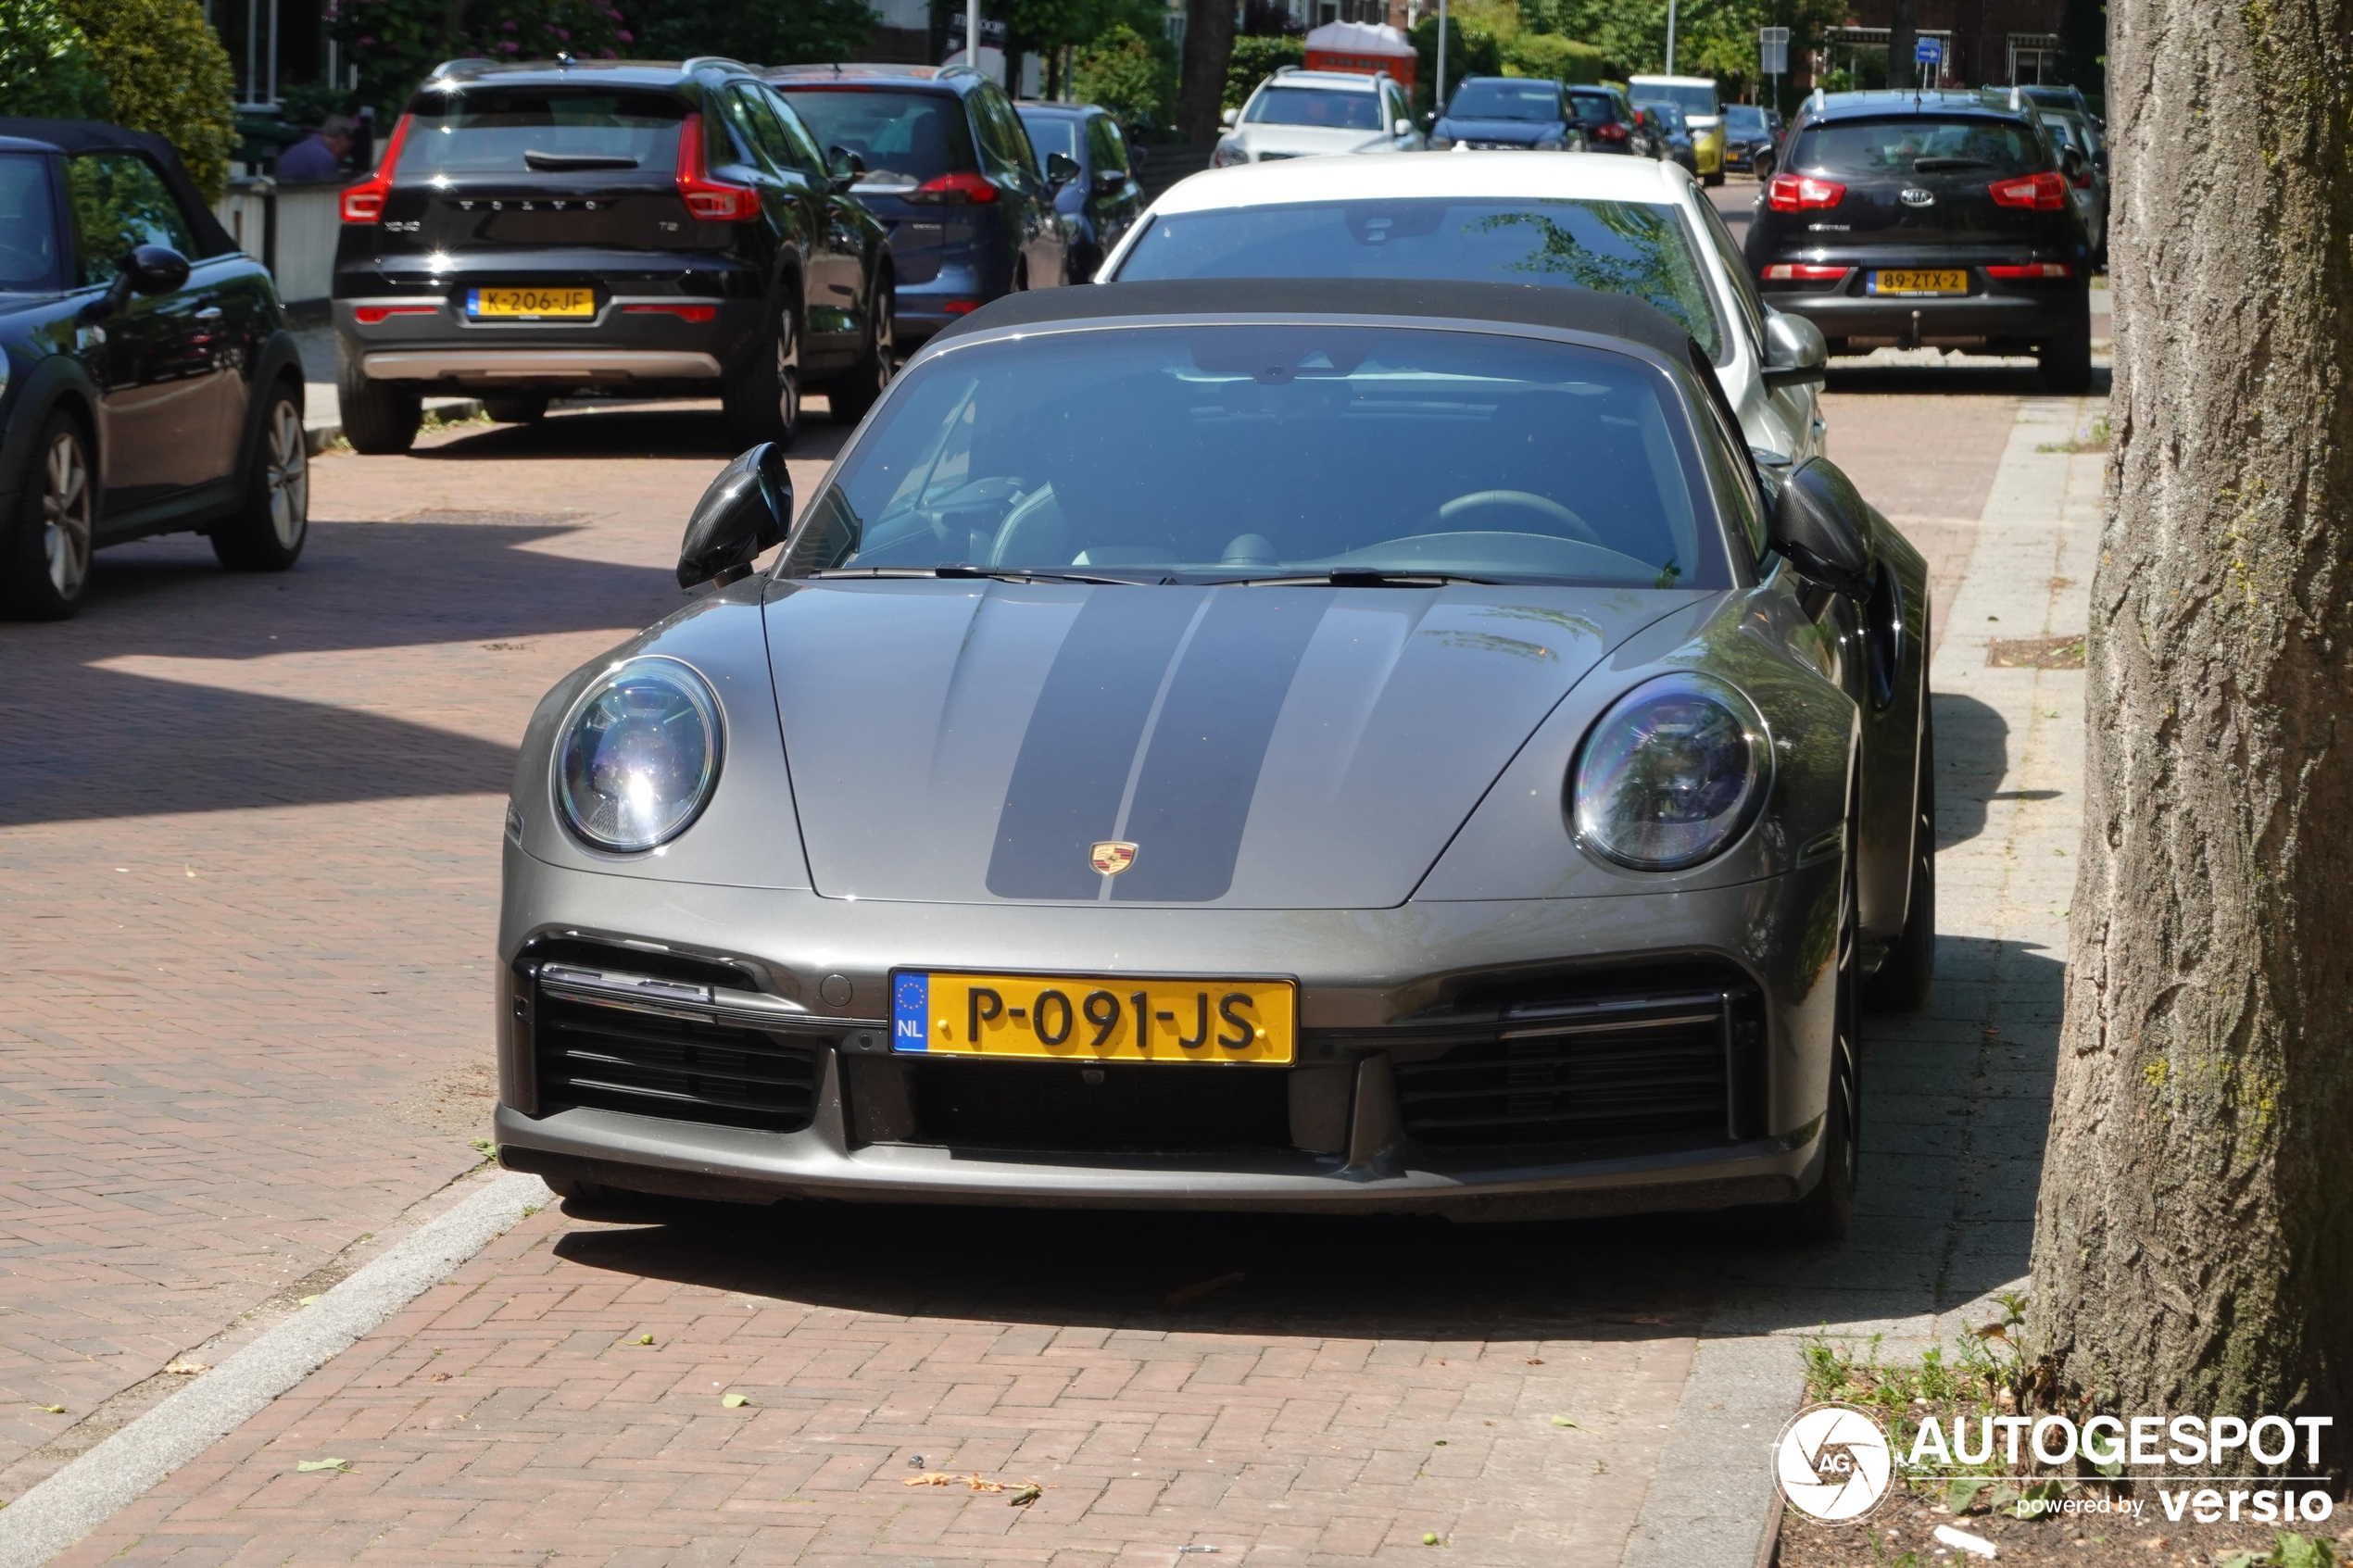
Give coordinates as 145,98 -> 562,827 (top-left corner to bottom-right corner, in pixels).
1983,262 -> 2072,279
339,114 -> 413,223
1762,263 -> 1848,282
1765,172 -> 1845,210
1988,171 -> 2069,211
675,113 -> 761,220
906,170 -> 1000,205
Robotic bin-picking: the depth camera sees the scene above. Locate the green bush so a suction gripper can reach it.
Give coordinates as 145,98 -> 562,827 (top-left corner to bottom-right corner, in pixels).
1224,32 -> 1302,111
60,0 -> 236,200
0,0 -> 109,119
1503,31 -> 1600,82
626,0 -> 872,73
331,0 -> 631,126
1074,21 -> 1169,127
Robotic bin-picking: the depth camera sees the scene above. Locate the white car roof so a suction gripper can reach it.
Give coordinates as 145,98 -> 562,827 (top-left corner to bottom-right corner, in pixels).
1149,151 -> 1696,217
1251,69 -> 1383,93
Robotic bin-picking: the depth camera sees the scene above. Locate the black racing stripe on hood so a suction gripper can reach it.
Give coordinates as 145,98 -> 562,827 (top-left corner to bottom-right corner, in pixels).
1111,591 -> 1329,902
985,587 -> 1206,900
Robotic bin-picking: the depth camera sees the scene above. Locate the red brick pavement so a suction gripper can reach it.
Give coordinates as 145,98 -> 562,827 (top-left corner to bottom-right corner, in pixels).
48,1196 -> 1706,1568
0,406 -> 846,1486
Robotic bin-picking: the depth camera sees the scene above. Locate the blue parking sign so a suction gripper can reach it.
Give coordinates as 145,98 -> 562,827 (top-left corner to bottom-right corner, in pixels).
1915,37 -> 1943,64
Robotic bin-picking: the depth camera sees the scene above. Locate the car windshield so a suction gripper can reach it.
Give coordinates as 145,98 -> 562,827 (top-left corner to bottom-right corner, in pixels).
1722,106 -> 1768,134
1633,82 -> 1718,117
396,90 -> 684,176
1566,90 -> 1618,122
2038,115 -> 2079,149
1114,199 -> 1725,361
0,154 -> 59,291
1446,80 -> 1561,120
779,88 -> 977,183
788,325 -> 1720,590
1245,86 -> 1382,130
1791,117 -> 2042,174
1019,111 -> 1079,162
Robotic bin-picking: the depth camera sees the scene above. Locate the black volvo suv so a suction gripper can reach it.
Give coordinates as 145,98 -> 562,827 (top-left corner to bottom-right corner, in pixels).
1743,90 -> 2095,390
332,57 -> 893,454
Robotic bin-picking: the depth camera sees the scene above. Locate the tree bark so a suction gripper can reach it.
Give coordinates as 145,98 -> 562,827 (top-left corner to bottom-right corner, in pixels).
2028,0 -> 2353,1467
1178,0 -> 1236,143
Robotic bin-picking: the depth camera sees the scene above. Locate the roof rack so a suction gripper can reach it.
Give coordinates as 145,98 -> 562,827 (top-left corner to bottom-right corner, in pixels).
682,56 -> 752,74
937,62 -> 981,80
426,56 -> 496,82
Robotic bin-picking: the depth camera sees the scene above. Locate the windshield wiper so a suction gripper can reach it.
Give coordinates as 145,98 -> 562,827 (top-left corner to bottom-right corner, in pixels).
1909,156 -> 1994,170
1211,569 -> 1504,587
523,150 -> 640,170
809,564 -> 1146,585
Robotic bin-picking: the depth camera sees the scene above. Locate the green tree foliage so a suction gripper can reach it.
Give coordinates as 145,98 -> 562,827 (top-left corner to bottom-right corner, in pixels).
60,0 -> 236,199
0,0 -> 110,119
1222,31 -> 1300,109
329,0 -> 631,122
1502,31 -> 1602,83
1413,13 -> 1501,111
1521,0 -> 1840,97
1075,20 -> 1172,124
628,0 -> 874,70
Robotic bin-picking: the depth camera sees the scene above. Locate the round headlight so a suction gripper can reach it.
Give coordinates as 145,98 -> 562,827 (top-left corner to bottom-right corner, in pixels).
1571,673 -> 1768,871
554,658 -> 723,851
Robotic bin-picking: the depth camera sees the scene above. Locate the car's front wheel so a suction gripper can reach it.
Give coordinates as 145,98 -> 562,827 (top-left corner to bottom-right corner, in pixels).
212,382 -> 309,572
338,353 -> 422,454
724,296 -> 801,450
1780,855 -> 1861,1244
0,410 -> 95,620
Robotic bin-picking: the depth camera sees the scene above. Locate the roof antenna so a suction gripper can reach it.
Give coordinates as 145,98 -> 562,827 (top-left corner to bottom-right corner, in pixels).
2009,84 -> 2021,110
1810,86 -> 1824,111
557,51 -> 576,69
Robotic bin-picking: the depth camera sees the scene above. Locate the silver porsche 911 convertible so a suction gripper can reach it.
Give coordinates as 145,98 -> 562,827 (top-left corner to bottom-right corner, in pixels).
494,278 -> 1932,1240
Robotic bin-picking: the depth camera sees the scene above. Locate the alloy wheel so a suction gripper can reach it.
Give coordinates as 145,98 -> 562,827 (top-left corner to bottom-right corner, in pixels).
266,399 -> 308,549
42,429 -> 92,600
775,314 -> 800,432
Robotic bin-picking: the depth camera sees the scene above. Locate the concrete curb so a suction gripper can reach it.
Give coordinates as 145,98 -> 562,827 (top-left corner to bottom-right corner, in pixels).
0,1171 -> 548,1568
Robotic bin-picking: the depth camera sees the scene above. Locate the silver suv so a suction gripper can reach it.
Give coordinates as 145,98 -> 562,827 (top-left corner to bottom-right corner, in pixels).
1214,69 -> 1424,166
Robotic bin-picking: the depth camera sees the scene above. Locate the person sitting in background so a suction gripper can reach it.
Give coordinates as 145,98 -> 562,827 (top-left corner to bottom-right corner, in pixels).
276,114 -> 355,181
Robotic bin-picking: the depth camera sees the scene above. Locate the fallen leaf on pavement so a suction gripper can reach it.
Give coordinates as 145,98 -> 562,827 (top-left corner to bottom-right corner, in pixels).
428,1373 -> 450,1383
1009,1485 -> 1041,1507
165,1361 -> 210,1375
35,1405 -> 63,1415
1550,1416 -> 1579,1428
1165,1271 -> 1245,1305
721,1393 -> 749,1408
904,1473 -> 958,1486
299,1295 -> 321,1306
296,1459 -> 351,1474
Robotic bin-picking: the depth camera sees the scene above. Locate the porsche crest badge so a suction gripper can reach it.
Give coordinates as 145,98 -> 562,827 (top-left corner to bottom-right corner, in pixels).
1090,840 -> 1139,876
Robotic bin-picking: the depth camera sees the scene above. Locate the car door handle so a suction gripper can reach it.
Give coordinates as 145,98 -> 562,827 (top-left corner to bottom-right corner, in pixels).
195,307 -> 223,320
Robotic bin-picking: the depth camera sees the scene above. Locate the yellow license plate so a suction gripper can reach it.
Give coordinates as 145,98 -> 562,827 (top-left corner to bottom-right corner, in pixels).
467,286 -> 595,318
891,971 -> 1297,1065
1870,270 -> 1969,295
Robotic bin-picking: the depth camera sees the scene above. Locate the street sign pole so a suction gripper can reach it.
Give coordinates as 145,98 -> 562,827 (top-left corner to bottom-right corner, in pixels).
1759,26 -> 1790,114
1437,0 -> 1449,113
967,0 -> 982,81
1664,0 -> 1678,76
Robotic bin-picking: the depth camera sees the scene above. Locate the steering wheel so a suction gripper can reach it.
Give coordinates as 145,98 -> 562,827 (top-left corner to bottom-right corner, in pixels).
1431,490 -> 1604,546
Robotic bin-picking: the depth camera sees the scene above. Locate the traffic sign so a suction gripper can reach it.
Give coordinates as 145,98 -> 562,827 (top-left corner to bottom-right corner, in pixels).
1759,25 -> 1790,75
1914,36 -> 1943,65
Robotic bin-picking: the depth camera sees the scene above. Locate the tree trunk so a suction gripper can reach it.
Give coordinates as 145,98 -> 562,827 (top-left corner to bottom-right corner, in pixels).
1885,0 -> 1917,91
2027,0 -> 2353,1467
1178,0 -> 1236,143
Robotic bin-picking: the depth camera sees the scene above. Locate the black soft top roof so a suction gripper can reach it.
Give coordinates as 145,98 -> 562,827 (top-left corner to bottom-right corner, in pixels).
0,119 -> 237,257
933,278 -> 1702,365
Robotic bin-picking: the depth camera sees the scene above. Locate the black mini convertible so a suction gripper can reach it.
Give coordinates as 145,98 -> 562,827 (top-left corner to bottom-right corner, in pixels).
0,119 -> 310,620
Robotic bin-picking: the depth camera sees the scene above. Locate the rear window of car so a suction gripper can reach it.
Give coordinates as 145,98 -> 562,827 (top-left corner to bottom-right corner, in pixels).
396,90 -> 685,177
779,87 -> 978,183
0,154 -> 58,292
1789,116 -> 2043,176
1019,111 -> 1079,163
1446,80 -> 1562,120
1566,89 -> 1618,122
1723,106 -> 1768,135
794,324 -> 1722,590
1113,197 -> 1726,363
1244,85 -> 1382,130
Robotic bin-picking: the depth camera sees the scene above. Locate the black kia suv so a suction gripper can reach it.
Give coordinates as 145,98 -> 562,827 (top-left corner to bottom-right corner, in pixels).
1744,90 -> 2095,390
771,64 -> 1071,350
331,56 -> 894,454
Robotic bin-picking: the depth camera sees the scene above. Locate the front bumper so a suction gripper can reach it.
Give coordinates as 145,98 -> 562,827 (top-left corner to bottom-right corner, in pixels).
492,853 -> 1843,1219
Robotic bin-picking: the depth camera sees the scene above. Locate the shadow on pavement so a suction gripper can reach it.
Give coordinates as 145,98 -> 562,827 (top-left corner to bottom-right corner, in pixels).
1826,360 -> 2111,398
409,405 -> 856,465
1934,691 -> 2007,849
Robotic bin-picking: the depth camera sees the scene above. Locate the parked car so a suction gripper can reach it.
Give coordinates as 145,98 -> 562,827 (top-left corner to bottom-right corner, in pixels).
774,64 -> 1071,351
1745,90 -> 2095,391
1642,103 -> 1701,177
1566,83 -> 1659,157
1721,103 -> 1783,177
332,58 -> 895,455
1213,68 -> 1425,165
494,276 -> 1931,1243
0,119 -> 309,620
1101,151 -> 1831,466
2032,107 -> 2108,263
1629,73 -> 1725,185
1015,100 -> 1144,282
1429,76 -> 1585,151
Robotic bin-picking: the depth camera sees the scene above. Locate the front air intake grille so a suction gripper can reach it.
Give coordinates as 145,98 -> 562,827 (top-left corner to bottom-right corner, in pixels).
1387,979 -> 1761,1150
907,1060 -> 1291,1153
534,990 -> 824,1134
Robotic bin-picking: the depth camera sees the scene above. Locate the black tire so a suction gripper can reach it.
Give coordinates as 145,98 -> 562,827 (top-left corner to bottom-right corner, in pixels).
0,408 -> 96,620
824,275 -> 895,426
1866,706 -> 1937,1012
212,382 -> 309,572
2040,304 -> 2095,393
1704,167 -> 1725,187
337,353 -> 422,455
723,294 -> 801,451
484,395 -> 547,424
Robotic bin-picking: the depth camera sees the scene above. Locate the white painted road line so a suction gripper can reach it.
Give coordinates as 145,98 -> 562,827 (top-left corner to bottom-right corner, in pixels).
0,1170 -> 549,1568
